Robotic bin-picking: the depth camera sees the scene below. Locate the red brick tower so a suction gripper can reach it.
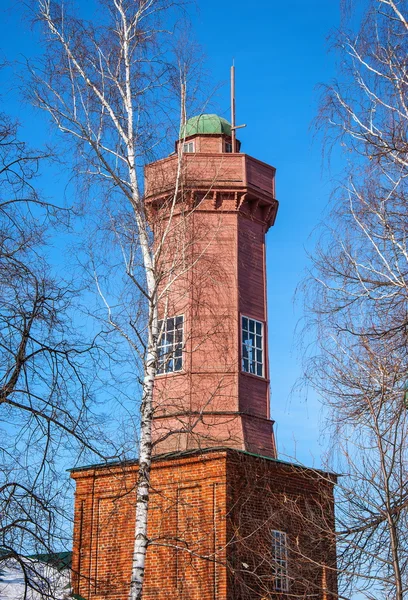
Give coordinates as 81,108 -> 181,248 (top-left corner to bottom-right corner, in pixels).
70,114 -> 338,600
145,114 -> 278,457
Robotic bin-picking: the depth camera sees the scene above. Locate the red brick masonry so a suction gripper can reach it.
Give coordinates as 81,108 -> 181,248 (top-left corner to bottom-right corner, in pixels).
71,448 -> 337,600
144,135 -> 278,457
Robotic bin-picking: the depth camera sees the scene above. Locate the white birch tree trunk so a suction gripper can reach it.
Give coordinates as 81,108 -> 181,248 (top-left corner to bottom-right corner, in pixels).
304,2 -> 408,596
129,300 -> 157,600
33,2 -> 201,597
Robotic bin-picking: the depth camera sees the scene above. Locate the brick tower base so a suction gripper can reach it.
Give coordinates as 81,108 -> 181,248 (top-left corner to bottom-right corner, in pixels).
71,449 -> 337,600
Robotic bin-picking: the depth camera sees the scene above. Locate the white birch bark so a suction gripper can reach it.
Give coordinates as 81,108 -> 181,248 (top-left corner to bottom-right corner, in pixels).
304,1 -> 408,597
33,2 -> 193,598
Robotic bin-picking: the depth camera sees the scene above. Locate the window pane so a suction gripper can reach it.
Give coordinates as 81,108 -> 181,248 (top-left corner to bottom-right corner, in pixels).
271,530 -> 288,592
242,317 -> 264,377
157,315 -> 183,374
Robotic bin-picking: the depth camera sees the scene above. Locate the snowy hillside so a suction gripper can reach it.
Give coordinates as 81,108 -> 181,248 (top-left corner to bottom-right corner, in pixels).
0,559 -> 71,600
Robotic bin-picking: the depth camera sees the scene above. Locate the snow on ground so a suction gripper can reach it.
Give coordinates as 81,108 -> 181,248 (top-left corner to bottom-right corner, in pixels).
0,559 -> 71,600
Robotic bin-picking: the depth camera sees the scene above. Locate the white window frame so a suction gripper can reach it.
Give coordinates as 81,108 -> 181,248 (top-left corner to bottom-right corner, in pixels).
157,315 -> 184,375
271,530 -> 288,592
182,141 -> 195,153
241,316 -> 264,378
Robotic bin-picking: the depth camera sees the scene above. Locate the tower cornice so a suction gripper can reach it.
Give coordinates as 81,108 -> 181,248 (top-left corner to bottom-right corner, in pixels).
144,152 -> 278,229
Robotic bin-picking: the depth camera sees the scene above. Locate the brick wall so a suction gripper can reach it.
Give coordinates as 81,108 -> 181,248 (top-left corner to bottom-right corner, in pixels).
226,451 -> 338,600
143,136 -> 278,457
149,196 -> 276,457
71,449 -> 337,600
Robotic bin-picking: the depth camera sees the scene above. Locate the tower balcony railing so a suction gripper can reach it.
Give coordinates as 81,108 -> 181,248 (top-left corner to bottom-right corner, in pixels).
144,152 -> 276,202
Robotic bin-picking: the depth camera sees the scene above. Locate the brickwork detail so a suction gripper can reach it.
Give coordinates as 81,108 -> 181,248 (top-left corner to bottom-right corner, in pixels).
71,450 -> 337,600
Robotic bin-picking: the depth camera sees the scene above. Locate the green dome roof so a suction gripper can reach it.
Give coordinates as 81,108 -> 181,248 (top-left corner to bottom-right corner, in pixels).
180,114 -> 232,138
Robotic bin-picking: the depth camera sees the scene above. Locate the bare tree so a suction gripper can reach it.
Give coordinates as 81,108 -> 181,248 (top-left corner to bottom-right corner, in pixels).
29,1 -> 210,597
0,103 -> 107,598
304,1 -> 408,598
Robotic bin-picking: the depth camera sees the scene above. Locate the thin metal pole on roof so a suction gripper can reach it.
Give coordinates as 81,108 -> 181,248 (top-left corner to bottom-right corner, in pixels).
231,62 -> 236,153
230,61 -> 246,153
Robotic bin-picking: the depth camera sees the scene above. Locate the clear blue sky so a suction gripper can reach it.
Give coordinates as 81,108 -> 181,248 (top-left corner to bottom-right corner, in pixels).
0,0 -> 342,467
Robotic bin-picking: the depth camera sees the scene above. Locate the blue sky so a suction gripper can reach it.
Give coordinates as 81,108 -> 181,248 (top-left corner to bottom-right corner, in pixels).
0,0 -> 342,467
190,0 -> 342,464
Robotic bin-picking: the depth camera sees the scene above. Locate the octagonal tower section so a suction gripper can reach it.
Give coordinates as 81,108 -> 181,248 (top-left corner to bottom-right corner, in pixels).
145,114 -> 279,457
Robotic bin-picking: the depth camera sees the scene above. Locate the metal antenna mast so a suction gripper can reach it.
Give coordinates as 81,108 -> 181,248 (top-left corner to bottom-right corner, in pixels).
230,61 -> 246,153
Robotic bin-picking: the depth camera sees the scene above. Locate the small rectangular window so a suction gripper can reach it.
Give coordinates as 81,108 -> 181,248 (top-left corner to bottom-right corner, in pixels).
241,316 -> 264,377
183,141 -> 195,153
225,141 -> 233,153
271,530 -> 288,592
157,315 -> 184,374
